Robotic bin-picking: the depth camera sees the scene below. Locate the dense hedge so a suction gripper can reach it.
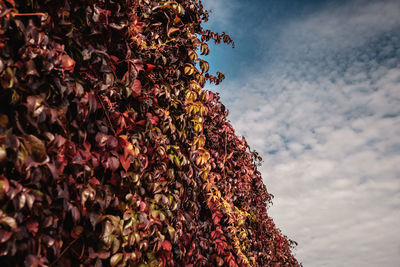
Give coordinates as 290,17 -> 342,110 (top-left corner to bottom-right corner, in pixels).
0,0 -> 299,266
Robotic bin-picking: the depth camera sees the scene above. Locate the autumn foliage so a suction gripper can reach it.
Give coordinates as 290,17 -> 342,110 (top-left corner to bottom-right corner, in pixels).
0,0 -> 299,266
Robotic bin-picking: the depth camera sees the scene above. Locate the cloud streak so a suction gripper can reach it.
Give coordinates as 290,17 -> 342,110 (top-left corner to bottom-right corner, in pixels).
207,0 -> 400,266
277,0 -> 400,55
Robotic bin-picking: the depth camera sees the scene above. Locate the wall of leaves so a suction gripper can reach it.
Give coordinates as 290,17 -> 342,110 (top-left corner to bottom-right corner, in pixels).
0,0 -> 299,266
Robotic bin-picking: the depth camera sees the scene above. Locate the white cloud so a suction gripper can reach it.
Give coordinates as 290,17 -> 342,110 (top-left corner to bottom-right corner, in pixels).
201,0 -> 239,30
275,0 -> 400,58
210,0 -> 400,266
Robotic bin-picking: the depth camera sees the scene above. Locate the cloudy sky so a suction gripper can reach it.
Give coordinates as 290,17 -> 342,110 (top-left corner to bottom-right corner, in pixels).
201,0 -> 400,266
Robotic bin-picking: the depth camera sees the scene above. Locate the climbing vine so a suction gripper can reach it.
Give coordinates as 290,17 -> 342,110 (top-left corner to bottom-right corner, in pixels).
0,0 -> 299,266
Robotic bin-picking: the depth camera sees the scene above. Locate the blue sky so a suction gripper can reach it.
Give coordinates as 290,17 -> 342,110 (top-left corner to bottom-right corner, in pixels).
202,0 -> 400,266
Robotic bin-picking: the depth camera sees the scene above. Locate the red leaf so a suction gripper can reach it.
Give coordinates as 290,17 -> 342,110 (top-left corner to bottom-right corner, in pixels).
161,240 -> 172,251
132,59 -> 144,72
107,156 -> 120,172
109,173 -> 120,187
146,113 -> 159,125
136,120 -> 146,126
131,79 -> 142,98
208,91 -> 215,102
26,220 -> 39,235
89,177 -> 100,185
145,64 -> 156,73
211,230 -> 218,240
110,55 -> 119,63
212,211 -> 222,225
0,229 -> 12,243
139,201 -> 146,212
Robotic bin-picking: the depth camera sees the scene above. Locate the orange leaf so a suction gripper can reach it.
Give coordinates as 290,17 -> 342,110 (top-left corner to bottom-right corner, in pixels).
119,154 -> 130,171
61,54 -> 75,72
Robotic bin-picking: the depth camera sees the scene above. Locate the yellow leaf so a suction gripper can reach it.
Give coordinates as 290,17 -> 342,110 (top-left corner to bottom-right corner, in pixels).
200,43 -> 210,55
184,64 -> 194,75
200,61 -> 209,73
188,50 -> 198,60
110,253 -> 123,267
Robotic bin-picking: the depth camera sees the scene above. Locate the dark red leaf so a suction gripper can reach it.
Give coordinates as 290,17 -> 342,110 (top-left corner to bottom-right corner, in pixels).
107,136 -> 118,149
89,177 -> 100,185
109,173 -> 120,187
26,220 -> 39,235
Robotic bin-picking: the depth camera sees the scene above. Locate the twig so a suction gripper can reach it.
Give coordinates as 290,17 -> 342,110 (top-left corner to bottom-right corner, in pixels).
11,12 -> 46,16
50,237 -> 80,266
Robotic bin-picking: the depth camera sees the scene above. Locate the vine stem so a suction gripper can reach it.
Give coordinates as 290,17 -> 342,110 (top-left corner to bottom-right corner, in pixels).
50,237 -> 80,266
223,129 -> 227,178
11,12 -> 46,16
96,93 -> 116,135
